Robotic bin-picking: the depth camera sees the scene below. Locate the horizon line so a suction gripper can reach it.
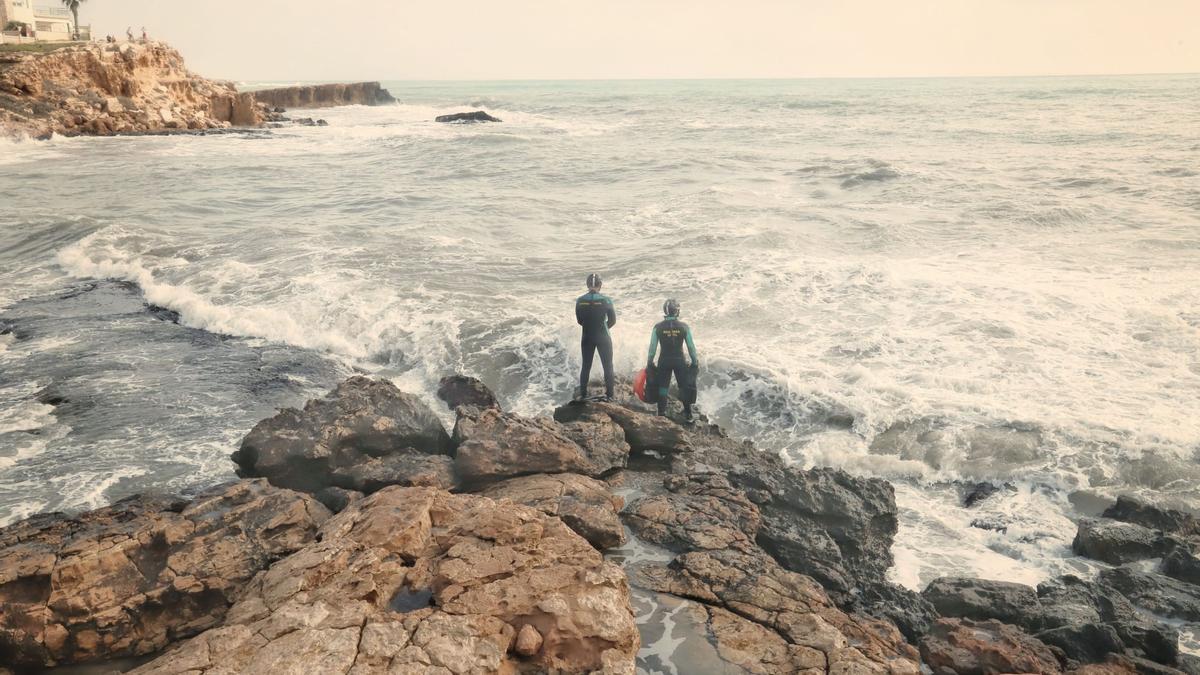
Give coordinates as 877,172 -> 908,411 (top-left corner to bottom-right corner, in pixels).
233,70 -> 1200,85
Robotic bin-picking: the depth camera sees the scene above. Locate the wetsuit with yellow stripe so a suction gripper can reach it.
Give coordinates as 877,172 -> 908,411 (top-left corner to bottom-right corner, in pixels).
647,316 -> 697,415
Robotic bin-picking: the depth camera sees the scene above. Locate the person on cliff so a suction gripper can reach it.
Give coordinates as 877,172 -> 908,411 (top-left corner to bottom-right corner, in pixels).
575,273 -> 616,401
646,298 -> 698,422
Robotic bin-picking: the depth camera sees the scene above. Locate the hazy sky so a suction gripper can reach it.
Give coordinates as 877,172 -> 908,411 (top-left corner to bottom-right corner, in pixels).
84,0 -> 1199,81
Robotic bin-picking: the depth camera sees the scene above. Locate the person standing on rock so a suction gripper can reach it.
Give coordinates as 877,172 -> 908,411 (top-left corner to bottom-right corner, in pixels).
575,273 -> 616,401
647,298 -> 698,422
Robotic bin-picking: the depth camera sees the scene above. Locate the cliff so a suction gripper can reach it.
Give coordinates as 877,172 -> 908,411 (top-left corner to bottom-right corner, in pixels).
252,81 -> 396,109
0,41 -> 264,139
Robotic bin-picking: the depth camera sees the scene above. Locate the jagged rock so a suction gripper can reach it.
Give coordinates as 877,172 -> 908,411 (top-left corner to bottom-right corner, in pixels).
558,410 -> 632,473
329,453 -> 457,493
1037,574 -> 1179,666
920,618 -> 1065,675
252,82 -> 396,109
1103,497 -> 1200,537
515,623 -> 543,657
1100,567 -> 1200,623
624,472 -> 761,554
453,407 -> 622,485
480,473 -> 625,550
1163,545 -> 1200,585
231,376 -> 452,494
855,582 -> 939,644
0,41 -> 255,138
129,486 -> 639,674
922,577 -> 1045,629
435,110 -> 502,123
1037,623 -> 1126,664
729,465 -> 898,595
0,480 -> 328,668
436,374 -> 499,411
962,481 -> 1003,507
630,549 -> 919,674
1073,518 -> 1167,565
314,486 -> 362,513
554,400 -> 691,456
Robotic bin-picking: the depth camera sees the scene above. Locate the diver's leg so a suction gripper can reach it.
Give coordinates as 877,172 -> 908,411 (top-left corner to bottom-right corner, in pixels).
656,360 -> 672,416
598,334 -> 615,399
579,338 -> 595,399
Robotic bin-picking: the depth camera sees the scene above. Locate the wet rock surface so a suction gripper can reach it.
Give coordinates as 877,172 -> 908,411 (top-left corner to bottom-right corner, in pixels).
436,374 -> 500,411
922,577 -> 1045,629
128,486 -> 639,674
0,479 -> 328,668
435,110 -> 502,123
231,376 -> 452,494
919,618 -> 1064,675
1073,518 -> 1168,565
480,472 -> 625,550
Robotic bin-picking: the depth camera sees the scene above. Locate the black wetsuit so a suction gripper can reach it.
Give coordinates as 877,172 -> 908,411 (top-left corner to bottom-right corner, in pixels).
648,316 -> 697,415
576,291 -> 616,398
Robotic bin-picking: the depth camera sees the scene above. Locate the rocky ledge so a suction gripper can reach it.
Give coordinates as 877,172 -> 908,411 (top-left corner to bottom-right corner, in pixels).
0,42 -> 395,139
2,374 -> 1198,674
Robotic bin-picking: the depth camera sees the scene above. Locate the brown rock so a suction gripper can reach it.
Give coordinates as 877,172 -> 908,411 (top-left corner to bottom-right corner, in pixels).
130,486 -> 639,674
481,473 -> 625,550
231,376 -> 452,494
514,623 -> 543,656
624,472 -> 761,553
554,400 -> 691,455
454,407 -> 620,485
252,82 -> 396,109
920,618 -> 1065,675
0,480 -> 329,668
631,549 -> 919,674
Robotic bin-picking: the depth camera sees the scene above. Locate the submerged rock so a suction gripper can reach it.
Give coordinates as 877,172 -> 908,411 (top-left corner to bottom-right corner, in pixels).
1103,496 -> 1200,537
481,472 -> 625,550
435,110 -> 502,123
231,376 -> 452,494
128,486 -> 639,674
0,480 -> 328,668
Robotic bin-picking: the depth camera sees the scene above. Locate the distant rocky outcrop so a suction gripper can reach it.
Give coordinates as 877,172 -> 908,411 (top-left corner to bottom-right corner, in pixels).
0,41 -> 266,138
435,110 -> 502,123
251,82 -> 395,109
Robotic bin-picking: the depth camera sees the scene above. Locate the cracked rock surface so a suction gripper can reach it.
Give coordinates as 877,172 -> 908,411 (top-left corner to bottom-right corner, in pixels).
129,486 -> 639,674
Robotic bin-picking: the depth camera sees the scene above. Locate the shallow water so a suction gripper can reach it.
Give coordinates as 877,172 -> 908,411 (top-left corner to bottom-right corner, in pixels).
1,76 -> 1198,605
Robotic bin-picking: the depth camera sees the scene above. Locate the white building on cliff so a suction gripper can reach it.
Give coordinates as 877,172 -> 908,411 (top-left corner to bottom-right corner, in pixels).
0,0 -> 89,43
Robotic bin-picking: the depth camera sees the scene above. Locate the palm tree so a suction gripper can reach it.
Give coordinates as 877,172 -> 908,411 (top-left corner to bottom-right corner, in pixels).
61,0 -> 86,40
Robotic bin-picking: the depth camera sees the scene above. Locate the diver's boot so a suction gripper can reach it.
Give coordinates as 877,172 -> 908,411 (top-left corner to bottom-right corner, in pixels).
683,404 -> 694,424
656,400 -> 667,417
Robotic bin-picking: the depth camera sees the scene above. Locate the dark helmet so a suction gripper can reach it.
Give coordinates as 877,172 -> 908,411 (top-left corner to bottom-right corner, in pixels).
663,298 -> 680,317
586,273 -> 602,290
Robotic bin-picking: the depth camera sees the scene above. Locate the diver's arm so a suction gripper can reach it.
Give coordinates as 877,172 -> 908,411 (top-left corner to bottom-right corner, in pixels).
685,326 -> 698,365
575,299 -> 584,326
647,329 -> 659,366
606,298 -> 616,329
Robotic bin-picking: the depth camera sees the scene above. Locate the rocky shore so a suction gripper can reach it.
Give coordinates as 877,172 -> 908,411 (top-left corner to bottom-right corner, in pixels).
0,42 -> 394,139
1,375 -> 1198,673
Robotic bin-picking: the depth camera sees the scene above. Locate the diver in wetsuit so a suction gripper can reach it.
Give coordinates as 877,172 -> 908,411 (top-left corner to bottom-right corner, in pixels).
576,273 -> 616,400
647,298 -> 698,421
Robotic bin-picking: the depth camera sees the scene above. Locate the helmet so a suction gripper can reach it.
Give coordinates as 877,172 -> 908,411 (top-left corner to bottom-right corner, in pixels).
663,298 -> 680,317
586,273 -> 602,290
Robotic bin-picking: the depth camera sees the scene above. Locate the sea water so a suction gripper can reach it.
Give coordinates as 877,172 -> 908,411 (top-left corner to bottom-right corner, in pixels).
1,76 -> 1198,601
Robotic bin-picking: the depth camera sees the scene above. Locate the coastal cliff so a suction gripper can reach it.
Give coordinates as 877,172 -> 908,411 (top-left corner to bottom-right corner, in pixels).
0,41 -> 263,139
252,81 -> 396,109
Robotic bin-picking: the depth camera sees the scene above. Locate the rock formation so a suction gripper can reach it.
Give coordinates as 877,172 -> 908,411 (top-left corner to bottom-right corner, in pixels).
0,41 -> 265,138
435,111 -> 502,123
0,480 -> 328,668
252,82 -> 396,109
128,487 -> 639,674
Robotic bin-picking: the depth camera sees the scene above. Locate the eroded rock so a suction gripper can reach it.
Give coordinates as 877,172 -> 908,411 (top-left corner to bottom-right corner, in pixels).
454,407 -> 622,485
920,618 -> 1064,675
624,472 -> 761,554
231,376 -> 451,494
436,374 -> 500,411
1073,518 -> 1168,565
0,480 -> 328,668
481,473 -> 625,550
130,486 -> 639,674
922,577 -> 1045,629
